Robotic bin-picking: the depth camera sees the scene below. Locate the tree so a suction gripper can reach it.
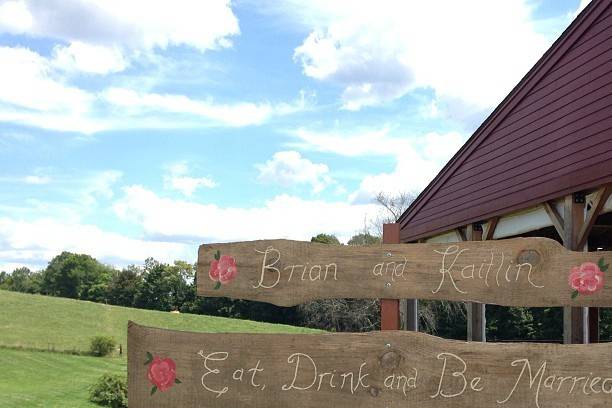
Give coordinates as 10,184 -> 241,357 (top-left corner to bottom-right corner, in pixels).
134,258 -> 192,311
42,252 -> 114,300
2,267 -> 42,293
347,233 -> 381,246
310,233 -> 340,245
375,191 -> 416,222
107,265 -> 143,307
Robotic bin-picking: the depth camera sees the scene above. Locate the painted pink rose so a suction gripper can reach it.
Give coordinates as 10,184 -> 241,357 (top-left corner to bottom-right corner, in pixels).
147,357 -> 177,392
569,262 -> 604,295
216,255 -> 238,284
209,259 -> 220,281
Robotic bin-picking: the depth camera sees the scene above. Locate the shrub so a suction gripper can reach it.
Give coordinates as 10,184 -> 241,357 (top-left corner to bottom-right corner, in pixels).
89,374 -> 127,408
89,336 -> 117,357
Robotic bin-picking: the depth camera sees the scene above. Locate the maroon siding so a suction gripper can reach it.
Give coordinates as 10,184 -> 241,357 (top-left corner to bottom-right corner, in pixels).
399,0 -> 612,242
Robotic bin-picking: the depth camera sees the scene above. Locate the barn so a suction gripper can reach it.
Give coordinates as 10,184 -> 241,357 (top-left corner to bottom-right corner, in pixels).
385,0 -> 612,344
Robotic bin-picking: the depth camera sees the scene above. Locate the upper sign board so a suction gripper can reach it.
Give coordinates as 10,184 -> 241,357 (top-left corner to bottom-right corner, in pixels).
197,237 -> 611,307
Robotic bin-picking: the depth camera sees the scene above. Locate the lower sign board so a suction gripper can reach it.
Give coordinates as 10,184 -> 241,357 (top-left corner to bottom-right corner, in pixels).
129,322 -> 612,408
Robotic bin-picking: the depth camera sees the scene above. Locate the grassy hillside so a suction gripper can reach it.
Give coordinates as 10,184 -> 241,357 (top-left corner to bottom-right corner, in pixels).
0,290 -> 317,353
0,349 -> 124,408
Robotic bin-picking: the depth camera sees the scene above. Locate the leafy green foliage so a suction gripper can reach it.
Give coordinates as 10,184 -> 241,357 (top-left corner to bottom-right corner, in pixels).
89,373 -> 127,408
1,267 -> 42,293
42,252 -> 114,301
90,336 -> 117,357
310,233 -> 340,244
347,233 -> 381,246
106,265 -> 142,307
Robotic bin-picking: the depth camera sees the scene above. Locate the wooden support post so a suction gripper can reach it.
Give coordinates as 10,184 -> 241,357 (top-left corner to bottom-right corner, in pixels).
466,223 -> 486,342
381,223 -> 400,330
563,193 -> 588,344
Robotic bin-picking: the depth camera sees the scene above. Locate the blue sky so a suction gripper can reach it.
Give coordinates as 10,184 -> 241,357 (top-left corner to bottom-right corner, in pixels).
0,0 -> 588,271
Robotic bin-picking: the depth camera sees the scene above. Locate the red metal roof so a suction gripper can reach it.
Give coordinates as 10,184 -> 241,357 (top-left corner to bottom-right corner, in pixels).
399,0 -> 612,242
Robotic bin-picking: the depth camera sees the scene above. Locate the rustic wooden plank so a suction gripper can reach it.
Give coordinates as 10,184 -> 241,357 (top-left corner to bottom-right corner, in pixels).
197,237 -> 612,307
129,322 -> 612,408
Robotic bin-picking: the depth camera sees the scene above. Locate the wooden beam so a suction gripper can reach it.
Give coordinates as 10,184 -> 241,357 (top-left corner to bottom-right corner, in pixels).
563,193 -> 587,344
466,224 -> 485,342
455,228 -> 467,242
576,185 -> 612,249
544,200 -> 565,238
381,223 -> 400,330
483,217 -> 499,241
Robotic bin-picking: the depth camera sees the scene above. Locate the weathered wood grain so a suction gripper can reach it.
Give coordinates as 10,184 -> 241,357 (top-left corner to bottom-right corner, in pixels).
197,237 -> 612,307
129,322 -> 612,408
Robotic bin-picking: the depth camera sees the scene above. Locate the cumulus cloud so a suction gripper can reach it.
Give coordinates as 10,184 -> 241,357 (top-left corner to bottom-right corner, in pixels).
263,0 -> 569,112
114,186 -> 378,243
0,45 -> 308,132
0,217 -> 191,270
0,0 -> 240,75
52,41 -> 127,75
164,163 -> 217,197
256,151 -> 333,193
0,46 -> 94,114
287,126 -> 466,202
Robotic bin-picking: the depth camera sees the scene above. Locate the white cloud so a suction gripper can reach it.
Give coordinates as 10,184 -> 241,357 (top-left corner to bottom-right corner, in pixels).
82,170 -> 122,204
114,186 -> 378,243
23,175 -> 51,185
0,217 -> 191,270
102,87 -> 304,127
0,0 -> 240,75
0,46 -> 308,132
575,0 -> 592,16
257,151 -> 333,193
266,0 -> 570,112
0,0 -> 32,33
0,46 -> 94,114
288,126 -> 466,202
164,163 -> 216,197
52,41 -> 127,75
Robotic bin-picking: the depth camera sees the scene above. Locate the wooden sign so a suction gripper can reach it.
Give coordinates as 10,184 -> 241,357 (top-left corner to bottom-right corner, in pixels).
129,321 -> 612,408
197,237 -> 611,307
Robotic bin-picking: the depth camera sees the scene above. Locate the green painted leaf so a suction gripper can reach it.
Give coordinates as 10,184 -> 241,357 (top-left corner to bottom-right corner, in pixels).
602,264 -> 609,272
144,351 -> 153,365
175,378 -> 182,384
214,281 -> 221,290
598,257 -> 606,269
214,250 -> 220,261
571,290 -> 579,299
151,386 -> 157,396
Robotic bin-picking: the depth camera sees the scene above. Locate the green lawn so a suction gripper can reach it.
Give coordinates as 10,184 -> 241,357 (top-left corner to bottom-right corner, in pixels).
0,290 -> 317,353
0,348 -> 125,408
0,290 -> 318,407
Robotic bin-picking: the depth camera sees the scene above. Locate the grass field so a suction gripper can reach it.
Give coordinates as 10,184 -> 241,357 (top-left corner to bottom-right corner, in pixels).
0,349 -> 125,408
0,290 -> 318,407
0,290 -> 316,353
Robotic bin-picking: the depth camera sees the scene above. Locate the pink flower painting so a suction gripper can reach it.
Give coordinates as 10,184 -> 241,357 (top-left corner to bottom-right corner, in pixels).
569,258 -> 608,299
145,352 -> 181,395
209,250 -> 238,290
